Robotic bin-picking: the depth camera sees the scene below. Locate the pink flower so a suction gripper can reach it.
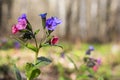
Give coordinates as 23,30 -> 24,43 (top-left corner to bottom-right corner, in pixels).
97,58 -> 101,65
51,36 -> 59,45
92,65 -> 98,72
16,19 -> 27,30
12,25 -> 18,34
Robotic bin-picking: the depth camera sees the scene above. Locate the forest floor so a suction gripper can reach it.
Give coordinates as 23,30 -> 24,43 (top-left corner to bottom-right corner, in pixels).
0,42 -> 120,80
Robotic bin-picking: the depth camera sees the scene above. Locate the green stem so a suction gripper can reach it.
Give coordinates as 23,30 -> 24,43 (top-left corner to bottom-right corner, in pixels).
34,52 -> 38,64
34,37 -> 38,49
33,34 -> 39,64
27,78 -> 29,80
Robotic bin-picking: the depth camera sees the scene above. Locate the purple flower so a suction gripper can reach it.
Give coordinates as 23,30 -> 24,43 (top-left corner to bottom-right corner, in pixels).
39,13 -> 47,19
46,17 -> 62,30
18,14 -> 27,21
89,46 -> 94,51
86,46 -> 94,55
12,14 -> 27,34
16,18 -> 27,30
97,58 -> 101,65
60,52 -> 65,58
14,41 -> 20,49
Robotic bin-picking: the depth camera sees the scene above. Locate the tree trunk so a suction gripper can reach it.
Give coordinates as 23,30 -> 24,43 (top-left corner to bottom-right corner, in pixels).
0,0 -> 2,28
65,1 -> 73,40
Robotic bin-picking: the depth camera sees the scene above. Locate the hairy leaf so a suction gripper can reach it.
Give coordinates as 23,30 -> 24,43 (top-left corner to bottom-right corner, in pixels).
35,56 -> 52,68
29,68 -> 41,80
26,43 -> 38,53
25,63 -> 40,80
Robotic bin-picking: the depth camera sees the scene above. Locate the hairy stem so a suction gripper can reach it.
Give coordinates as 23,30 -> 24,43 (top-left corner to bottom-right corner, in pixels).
34,52 -> 38,64
33,34 -> 39,64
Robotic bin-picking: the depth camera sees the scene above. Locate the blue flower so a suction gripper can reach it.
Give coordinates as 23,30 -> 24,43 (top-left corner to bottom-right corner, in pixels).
14,41 -> 20,49
60,52 -> 65,58
18,14 -> 27,21
89,46 -> 94,51
39,13 -> 47,19
86,46 -> 94,55
46,17 -> 62,30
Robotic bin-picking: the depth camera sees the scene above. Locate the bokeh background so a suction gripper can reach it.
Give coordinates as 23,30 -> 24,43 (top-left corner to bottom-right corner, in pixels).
0,0 -> 120,80
0,0 -> 120,42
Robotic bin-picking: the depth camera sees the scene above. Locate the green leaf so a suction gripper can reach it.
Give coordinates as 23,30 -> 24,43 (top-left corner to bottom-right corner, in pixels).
19,29 -> 29,33
26,43 -> 38,53
41,43 -> 63,49
98,76 -> 104,80
35,56 -> 52,68
13,64 -> 22,80
53,45 -> 63,49
25,63 -> 40,80
87,68 -> 94,75
76,75 -> 89,80
27,20 -> 32,31
25,63 -> 34,78
66,55 -> 78,71
34,29 -> 40,35
79,65 -> 87,72
41,43 -> 50,47
29,68 -> 41,80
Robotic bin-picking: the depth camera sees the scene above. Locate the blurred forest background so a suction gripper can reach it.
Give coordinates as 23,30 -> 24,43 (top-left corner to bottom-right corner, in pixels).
0,0 -> 120,43
0,0 -> 120,80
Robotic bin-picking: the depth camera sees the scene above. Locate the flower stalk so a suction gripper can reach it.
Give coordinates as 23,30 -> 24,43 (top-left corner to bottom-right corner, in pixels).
12,13 -> 62,80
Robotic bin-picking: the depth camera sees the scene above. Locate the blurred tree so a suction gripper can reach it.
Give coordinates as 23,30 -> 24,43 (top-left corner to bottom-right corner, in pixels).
106,0 -> 119,41
7,0 -> 13,19
65,0 -> 72,40
0,0 -> 120,42
0,0 -> 3,28
0,0 -> 13,36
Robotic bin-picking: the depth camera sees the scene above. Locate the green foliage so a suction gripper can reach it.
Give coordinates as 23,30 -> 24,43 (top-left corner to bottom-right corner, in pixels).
76,75 -> 89,80
66,55 -> 78,71
79,65 -> 87,72
25,43 -> 38,53
29,68 -> 40,80
13,64 -> 22,80
34,29 -> 40,36
53,44 -> 63,49
98,76 -> 104,80
25,57 -> 51,80
25,63 -> 41,80
41,43 -> 63,49
26,20 -> 32,31
87,68 -> 94,75
35,56 -> 52,68
12,13 -> 62,80
41,43 -> 50,47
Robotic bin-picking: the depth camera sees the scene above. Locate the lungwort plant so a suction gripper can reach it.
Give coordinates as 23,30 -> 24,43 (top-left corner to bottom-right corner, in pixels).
11,13 -> 62,80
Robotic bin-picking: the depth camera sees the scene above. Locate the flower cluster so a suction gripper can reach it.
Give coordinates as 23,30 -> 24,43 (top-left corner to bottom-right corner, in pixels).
12,13 -> 61,45
12,14 -> 27,34
84,46 -> 101,72
46,17 -> 62,31
40,13 -> 61,31
12,13 -> 62,80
